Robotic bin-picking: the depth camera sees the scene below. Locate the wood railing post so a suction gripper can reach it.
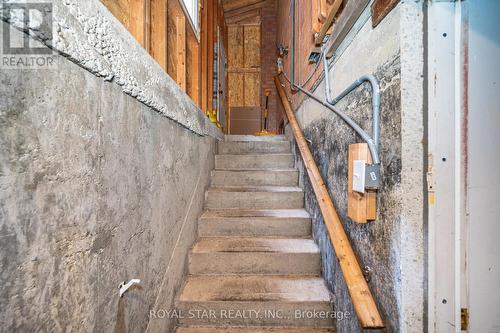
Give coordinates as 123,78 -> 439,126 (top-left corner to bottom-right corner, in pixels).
274,76 -> 384,329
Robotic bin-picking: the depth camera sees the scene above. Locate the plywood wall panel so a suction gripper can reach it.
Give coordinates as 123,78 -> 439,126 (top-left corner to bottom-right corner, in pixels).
229,72 -> 244,106
243,25 -> 261,68
244,72 -> 260,106
228,26 -> 244,68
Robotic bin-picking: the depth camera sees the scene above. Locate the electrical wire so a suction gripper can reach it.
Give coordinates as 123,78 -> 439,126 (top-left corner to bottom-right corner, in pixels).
283,51 -> 324,89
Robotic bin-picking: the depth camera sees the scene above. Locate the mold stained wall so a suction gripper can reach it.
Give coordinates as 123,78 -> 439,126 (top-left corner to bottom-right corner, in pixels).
288,3 -> 425,332
0,4 -> 220,332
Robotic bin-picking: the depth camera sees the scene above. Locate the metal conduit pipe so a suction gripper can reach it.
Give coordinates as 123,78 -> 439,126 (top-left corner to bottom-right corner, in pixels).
322,49 -> 381,148
285,4 -> 380,164
292,84 -> 381,165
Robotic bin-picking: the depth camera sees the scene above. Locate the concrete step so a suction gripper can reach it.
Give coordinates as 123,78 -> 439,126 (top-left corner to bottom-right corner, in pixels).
211,169 -> 298,187
189,237 -> 320,275
225,135 -> 287,142
218,141 -> 291,155
199,209 -> 311,237
176,327 -> 335,332
176,275 -> 334,327
205,186 -> 304,210
215,154 -> 294,170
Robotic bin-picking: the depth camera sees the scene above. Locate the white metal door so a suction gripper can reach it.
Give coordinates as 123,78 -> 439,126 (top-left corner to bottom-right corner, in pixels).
466,1 -> 500,331
427,1 -> 500,332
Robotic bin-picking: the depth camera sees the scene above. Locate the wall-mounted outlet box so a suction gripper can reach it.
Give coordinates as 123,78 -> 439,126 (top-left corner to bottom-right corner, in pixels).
353,160 -> 366,193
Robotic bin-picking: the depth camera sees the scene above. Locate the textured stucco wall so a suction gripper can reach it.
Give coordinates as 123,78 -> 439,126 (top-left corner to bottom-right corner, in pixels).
287,3 -> 425,332
0,2 -> 221,332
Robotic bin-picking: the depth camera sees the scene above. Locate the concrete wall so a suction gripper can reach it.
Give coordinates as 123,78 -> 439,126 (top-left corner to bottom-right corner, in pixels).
287,3 -> 425,332
0,1 -> 221,332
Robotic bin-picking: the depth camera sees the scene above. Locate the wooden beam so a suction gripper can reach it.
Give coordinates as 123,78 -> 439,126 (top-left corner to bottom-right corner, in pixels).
150,0 -> 168,70
176,15 -> 186,90
326,0 -> 370,56
275,76 -> 384,329
222,0 -> 263,12
224,0 -> 265,17
225,8 -> 260,24
314,0 -> 342,44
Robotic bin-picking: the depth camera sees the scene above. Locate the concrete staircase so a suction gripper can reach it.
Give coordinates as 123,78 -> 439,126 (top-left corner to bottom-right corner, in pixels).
175,135 -> 334,332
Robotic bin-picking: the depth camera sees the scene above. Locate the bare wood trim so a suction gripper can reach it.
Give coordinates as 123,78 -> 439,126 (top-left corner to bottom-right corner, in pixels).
371,0 -> 400,28
314,0 -> 342,44
274,76 -> 384,329
325,0 -> 370,57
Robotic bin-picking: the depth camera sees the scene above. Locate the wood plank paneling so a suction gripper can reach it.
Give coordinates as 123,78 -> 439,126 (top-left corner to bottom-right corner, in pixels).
176,15 -> 187,90
102,0 -> 130,27
150,0 -> 168,70
129,0 -> 149,47
187,33 -> 201,105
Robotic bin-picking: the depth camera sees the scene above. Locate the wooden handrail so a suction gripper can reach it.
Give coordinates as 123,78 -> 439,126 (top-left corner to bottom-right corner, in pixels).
274,76 -> 384,329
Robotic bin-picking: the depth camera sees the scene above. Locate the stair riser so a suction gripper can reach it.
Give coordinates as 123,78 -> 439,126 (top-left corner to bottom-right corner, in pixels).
218,142 -> 291,154
224,135 -> 287,142
176,302 -> 335,327
205,192 -> 304,209
189,253 -> 321,275
176,328 -> 335,333
215,155 -> 294,170
211,170 -> 298,187
198,218 -> 311,237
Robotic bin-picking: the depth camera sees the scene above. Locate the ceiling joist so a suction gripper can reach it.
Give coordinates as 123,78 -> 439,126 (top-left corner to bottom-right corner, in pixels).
224,0 -> 266,17
222,0 -> 265,12
225,8 -> 261,24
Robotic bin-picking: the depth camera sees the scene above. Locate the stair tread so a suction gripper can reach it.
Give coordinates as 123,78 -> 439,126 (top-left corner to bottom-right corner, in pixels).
176,327 -> 334,332
179,275 -> 331,303
208,186 -> 303,193
201,209 -> 310,219
192,237 -> 319,254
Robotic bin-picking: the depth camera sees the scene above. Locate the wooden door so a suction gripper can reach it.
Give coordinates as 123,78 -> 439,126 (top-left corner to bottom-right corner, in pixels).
227,24 -> 261,134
